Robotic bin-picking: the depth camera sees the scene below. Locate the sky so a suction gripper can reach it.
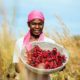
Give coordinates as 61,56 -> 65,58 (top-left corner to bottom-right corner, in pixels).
0,0 -> 80,38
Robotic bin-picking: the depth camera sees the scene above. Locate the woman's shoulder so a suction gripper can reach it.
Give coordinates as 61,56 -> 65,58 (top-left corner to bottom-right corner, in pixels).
16,37 -> 24,43
44,36 -> 63,48
15,37 -> 24,48
44,36 -> 56,44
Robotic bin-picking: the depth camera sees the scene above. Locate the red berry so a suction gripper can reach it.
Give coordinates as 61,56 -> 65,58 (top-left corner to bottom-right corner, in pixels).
26,45 -> 66,69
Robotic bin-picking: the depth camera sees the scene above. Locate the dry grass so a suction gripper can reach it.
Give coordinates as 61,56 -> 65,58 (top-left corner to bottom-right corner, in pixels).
0,13 -> 80,80
50,16 -> 80,80
0,25 -> 16,79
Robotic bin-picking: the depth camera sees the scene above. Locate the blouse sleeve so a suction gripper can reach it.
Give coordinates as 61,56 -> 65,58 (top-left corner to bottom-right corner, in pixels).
13,40 -> 21,63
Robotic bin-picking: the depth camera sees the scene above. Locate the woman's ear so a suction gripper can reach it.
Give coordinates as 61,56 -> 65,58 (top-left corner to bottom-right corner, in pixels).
27,22 -> 30,28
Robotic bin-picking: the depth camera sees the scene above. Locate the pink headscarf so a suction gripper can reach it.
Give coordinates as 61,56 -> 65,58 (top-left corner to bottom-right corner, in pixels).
28,10 -> 45,22
23,31 -> 44,51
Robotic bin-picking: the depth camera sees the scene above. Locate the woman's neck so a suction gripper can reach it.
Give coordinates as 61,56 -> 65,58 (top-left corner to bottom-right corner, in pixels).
29,35 -> 39,42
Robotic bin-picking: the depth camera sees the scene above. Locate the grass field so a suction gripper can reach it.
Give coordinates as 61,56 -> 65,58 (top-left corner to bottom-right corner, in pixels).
0,24 -> 80,80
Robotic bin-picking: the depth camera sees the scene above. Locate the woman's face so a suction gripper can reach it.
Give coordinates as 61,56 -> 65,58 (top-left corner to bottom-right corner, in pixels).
28,19 -> 44,37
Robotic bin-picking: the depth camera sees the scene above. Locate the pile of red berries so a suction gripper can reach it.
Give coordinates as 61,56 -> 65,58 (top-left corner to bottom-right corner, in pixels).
26,45 -> 66,69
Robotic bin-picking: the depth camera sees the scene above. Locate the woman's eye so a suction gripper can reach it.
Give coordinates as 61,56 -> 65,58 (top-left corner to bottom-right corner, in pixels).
39,23 -> 43,25
31,23 -> 36,25
31,22 -> 43,26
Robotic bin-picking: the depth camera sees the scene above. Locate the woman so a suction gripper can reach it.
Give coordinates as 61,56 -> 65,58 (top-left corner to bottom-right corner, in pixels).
13,10 -> 55,80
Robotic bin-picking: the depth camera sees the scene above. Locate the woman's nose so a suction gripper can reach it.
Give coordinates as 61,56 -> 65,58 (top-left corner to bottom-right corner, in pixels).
35,24 -> 39,28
